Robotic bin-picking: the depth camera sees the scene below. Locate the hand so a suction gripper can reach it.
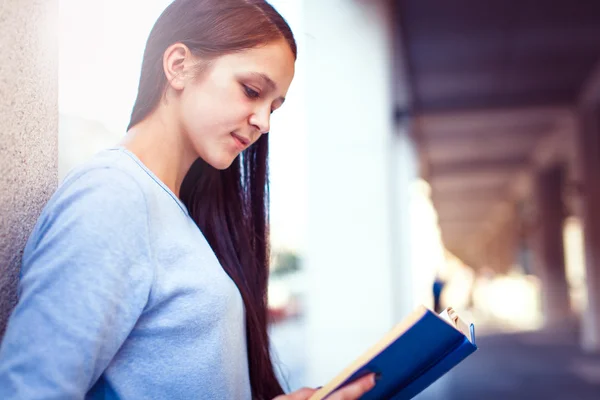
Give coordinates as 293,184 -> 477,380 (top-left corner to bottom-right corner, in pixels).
273,373 -> 376,400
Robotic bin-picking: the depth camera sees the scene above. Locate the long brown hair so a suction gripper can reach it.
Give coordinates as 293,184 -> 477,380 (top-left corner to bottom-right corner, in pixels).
127,1 -> 297,399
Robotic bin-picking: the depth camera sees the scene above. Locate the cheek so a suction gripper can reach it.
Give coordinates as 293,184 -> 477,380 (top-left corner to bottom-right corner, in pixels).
180,85 -> 249,135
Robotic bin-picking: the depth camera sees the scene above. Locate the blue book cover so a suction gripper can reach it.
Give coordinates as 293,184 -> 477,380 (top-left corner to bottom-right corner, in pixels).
310,306 -> 477,400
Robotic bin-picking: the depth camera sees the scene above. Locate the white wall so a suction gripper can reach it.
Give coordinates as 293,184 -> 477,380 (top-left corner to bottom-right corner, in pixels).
303,0 -> 420,385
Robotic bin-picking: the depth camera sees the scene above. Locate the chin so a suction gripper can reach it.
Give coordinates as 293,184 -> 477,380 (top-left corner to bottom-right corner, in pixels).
205,155 -> 237,171
191,144 -> 235,170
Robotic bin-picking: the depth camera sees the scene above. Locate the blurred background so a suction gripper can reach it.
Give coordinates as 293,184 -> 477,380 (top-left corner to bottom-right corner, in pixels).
55,0 -> 600,399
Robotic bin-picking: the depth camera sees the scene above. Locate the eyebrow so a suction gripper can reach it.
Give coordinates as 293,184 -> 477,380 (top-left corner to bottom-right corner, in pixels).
249,72 -> 286,104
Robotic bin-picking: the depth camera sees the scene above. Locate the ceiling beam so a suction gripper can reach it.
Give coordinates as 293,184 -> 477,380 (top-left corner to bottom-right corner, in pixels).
429,157 -> 528,177
429,106 -> 576,262
472,113 -> 576,248
414,105 -> 573,133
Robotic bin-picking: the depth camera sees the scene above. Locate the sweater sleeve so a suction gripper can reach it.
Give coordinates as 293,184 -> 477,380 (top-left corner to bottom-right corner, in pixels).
0,167 -> 155,400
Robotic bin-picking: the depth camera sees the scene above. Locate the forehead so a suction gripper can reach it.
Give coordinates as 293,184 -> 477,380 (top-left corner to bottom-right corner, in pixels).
218,40 -> 295,93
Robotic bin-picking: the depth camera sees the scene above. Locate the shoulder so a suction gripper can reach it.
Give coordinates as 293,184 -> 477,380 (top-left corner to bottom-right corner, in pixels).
20,153 -> 157,285
54,166 -> 147,218
56,149 -> 151,213
33,159 -> 151,249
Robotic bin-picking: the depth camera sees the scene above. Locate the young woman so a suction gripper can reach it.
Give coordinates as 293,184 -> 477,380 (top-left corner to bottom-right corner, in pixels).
0,1 -> 376,399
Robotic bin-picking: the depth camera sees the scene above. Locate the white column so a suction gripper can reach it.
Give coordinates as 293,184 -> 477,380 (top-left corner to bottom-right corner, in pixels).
303,0 -> 418,386
390,124 -> 422,321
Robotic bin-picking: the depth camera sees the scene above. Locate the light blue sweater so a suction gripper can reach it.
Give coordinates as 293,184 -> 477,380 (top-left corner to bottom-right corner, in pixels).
0,147 -> 252,399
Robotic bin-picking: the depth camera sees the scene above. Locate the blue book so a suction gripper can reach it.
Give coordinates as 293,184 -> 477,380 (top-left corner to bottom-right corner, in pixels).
310,306 -> 477,400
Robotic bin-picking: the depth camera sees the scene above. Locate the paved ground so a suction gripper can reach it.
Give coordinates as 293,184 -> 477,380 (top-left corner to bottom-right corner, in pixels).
417,326 -> 600,400
271,318 -> 600,399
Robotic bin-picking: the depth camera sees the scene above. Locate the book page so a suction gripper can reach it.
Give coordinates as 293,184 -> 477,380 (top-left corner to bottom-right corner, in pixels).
439,307 -> 474,343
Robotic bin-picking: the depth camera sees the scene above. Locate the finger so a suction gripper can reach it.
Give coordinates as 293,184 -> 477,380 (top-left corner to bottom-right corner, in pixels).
273,387 -> 317,400
329,373 -> 376,400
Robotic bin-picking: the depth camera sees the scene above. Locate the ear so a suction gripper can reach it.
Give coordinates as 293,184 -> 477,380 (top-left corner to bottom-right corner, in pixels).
163,43 -> 194,91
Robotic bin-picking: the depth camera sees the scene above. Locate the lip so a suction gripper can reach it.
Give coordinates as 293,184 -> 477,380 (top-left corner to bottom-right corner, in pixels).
231,132 -> 250,149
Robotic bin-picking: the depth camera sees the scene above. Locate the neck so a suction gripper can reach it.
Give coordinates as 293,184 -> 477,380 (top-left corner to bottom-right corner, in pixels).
120,106 -> 197,198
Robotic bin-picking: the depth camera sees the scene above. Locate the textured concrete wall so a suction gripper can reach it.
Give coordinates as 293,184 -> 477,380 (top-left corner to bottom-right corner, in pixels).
0,0 -> 58,336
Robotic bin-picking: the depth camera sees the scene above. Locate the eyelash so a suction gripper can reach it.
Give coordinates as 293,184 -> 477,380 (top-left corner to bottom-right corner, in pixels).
243,85 -> 260,99
243,84 -> 276,114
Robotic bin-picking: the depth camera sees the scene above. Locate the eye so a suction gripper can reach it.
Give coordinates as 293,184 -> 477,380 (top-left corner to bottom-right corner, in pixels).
243,85 -> 260,99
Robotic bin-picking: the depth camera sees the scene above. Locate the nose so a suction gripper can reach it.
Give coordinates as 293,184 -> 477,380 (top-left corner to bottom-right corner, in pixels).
249,106 -> 271,135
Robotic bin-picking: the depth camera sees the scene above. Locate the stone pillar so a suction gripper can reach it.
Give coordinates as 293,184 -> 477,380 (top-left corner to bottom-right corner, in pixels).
532,165 -> 571,327
486,210 -> 519,274
303,0 -> 415,387
579,104 -> 600,352
0,0 -> 58,336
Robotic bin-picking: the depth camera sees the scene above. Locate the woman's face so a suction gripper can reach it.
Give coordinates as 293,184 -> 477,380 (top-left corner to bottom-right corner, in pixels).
175,39 -> 295,170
